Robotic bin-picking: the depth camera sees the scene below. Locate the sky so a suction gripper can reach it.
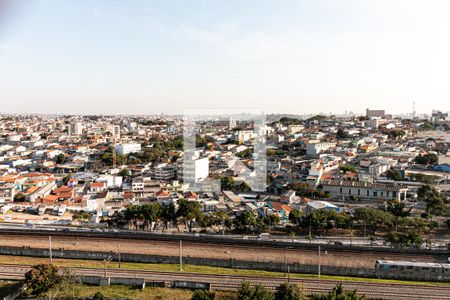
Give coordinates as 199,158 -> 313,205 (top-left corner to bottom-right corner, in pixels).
0,0 -> 449,115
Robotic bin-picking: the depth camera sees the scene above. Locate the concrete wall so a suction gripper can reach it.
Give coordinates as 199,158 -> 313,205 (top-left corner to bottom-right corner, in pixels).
0,246 -> 447,282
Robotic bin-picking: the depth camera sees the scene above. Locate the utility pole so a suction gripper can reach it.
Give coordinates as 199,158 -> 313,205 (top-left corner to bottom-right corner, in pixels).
103,256 -> 112,278
284,250 -> 287,277
48,236 -> 53,264
118,244 -> 121,268
318,245 -> 321,278
308,217 -> 312,242
112,137 -> 116,169
179,240 -> 183,272
350,221 -> 353,246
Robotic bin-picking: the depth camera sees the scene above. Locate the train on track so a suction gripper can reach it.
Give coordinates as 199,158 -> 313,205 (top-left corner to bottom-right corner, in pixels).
376,260 -> 450,281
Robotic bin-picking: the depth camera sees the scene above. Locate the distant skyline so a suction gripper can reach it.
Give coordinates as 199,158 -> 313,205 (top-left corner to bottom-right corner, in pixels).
0,0 -> 449,115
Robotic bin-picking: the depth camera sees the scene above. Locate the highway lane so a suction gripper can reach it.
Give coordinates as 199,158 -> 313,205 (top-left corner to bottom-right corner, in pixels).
0,264 -> 449,300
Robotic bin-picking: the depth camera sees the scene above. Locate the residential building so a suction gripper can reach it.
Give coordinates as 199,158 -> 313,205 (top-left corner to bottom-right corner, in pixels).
320,180 -> 408,200
306,142 -> 336,157
115,143 -> 141,155
68,122 -> 83,136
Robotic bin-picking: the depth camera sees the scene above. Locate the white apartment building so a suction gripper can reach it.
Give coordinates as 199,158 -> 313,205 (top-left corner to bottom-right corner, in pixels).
150,165 -> 177,180
180,156 -> 209,183
233,130 -> 255,143
115,143 -> 141,155
110,125 -> 121,139
287,125 -> 304,134
131,176 -> 160,196
68,122 -> 83,136
306,142 -> 336,157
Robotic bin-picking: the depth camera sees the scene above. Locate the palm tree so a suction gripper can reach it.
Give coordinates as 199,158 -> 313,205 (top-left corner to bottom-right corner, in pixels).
386,199 -> 411,232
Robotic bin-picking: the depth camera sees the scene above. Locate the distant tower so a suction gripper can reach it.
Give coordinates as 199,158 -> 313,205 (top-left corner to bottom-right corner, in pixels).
229,116 -> 237,130
412,101 -> 416,119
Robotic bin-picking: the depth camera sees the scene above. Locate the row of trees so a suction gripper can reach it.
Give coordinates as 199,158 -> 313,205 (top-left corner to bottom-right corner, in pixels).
414,153 -> 438,165
116,201 -> 281,234
288,200 -> 442,247
114,200 -> 231,233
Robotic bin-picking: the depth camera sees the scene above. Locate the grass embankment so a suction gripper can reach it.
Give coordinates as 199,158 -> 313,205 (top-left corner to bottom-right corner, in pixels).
0,281 -> 23,298
0,255 -> 448,286
34,285 -> 235,300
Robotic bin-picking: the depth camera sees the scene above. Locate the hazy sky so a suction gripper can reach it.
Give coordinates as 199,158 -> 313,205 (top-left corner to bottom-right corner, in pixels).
0,0 -> 449,115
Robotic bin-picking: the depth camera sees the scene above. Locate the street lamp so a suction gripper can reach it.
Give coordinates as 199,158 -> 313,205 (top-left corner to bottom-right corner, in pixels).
103,256 -> 113,278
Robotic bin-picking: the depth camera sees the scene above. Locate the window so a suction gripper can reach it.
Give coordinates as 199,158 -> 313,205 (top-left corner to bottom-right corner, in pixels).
358,189 -> 360,196
373,191 -> 377,197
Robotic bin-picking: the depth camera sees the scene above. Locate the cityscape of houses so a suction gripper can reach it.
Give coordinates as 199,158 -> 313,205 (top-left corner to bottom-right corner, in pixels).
0,109 -> 448,238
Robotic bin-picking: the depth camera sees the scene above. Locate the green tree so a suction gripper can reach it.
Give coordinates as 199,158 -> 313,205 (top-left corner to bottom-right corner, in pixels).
301,210 -> 339,235
101,151 -> 127,166
336,128 -> 348,139
62,173 -> 72,186
162,202 -> 177,230
72,211 -> 91,224
310,284 -> 366,300
93,292 -> 105,300
417,184 -> 448,216
177,199 -> 203,232
414,153 -> 438,165
353,208 -> 393,235
237,281 -> 274,300
339,165 -> 356,173
386,199 -> 411,231
238,182 -> 252,192
24,264 -> 62,296
235,211 -> 257,232
386,230 -> 423,248
55,153 -> 66,164
289,209 -> 303,226
385,169 -> 403,181
140,203 -> 163,230
196,134 -> 208,147
274,283 -> 303,300
191,289 -> 216,300
287,182 -> 319,197
419,121 -> 435,131
124,204 -> 142,230
118,168 -> 130,177
220,176 -> 235,191
13,193 -> 26,202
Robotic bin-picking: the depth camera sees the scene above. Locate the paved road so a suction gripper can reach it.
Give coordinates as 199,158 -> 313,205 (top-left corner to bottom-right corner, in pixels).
0,264 -> 449,300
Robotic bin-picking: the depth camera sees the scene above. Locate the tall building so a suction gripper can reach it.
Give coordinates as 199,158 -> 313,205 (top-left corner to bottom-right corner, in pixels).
68,122 -> 83,136
110,125 -> 121,139
366,108 -> 385,118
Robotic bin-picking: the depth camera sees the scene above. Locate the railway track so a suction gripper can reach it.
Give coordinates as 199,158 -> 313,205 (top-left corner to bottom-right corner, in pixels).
0,232 -> 445,264
0,263 -> 449,300
0,228 -> 447,257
